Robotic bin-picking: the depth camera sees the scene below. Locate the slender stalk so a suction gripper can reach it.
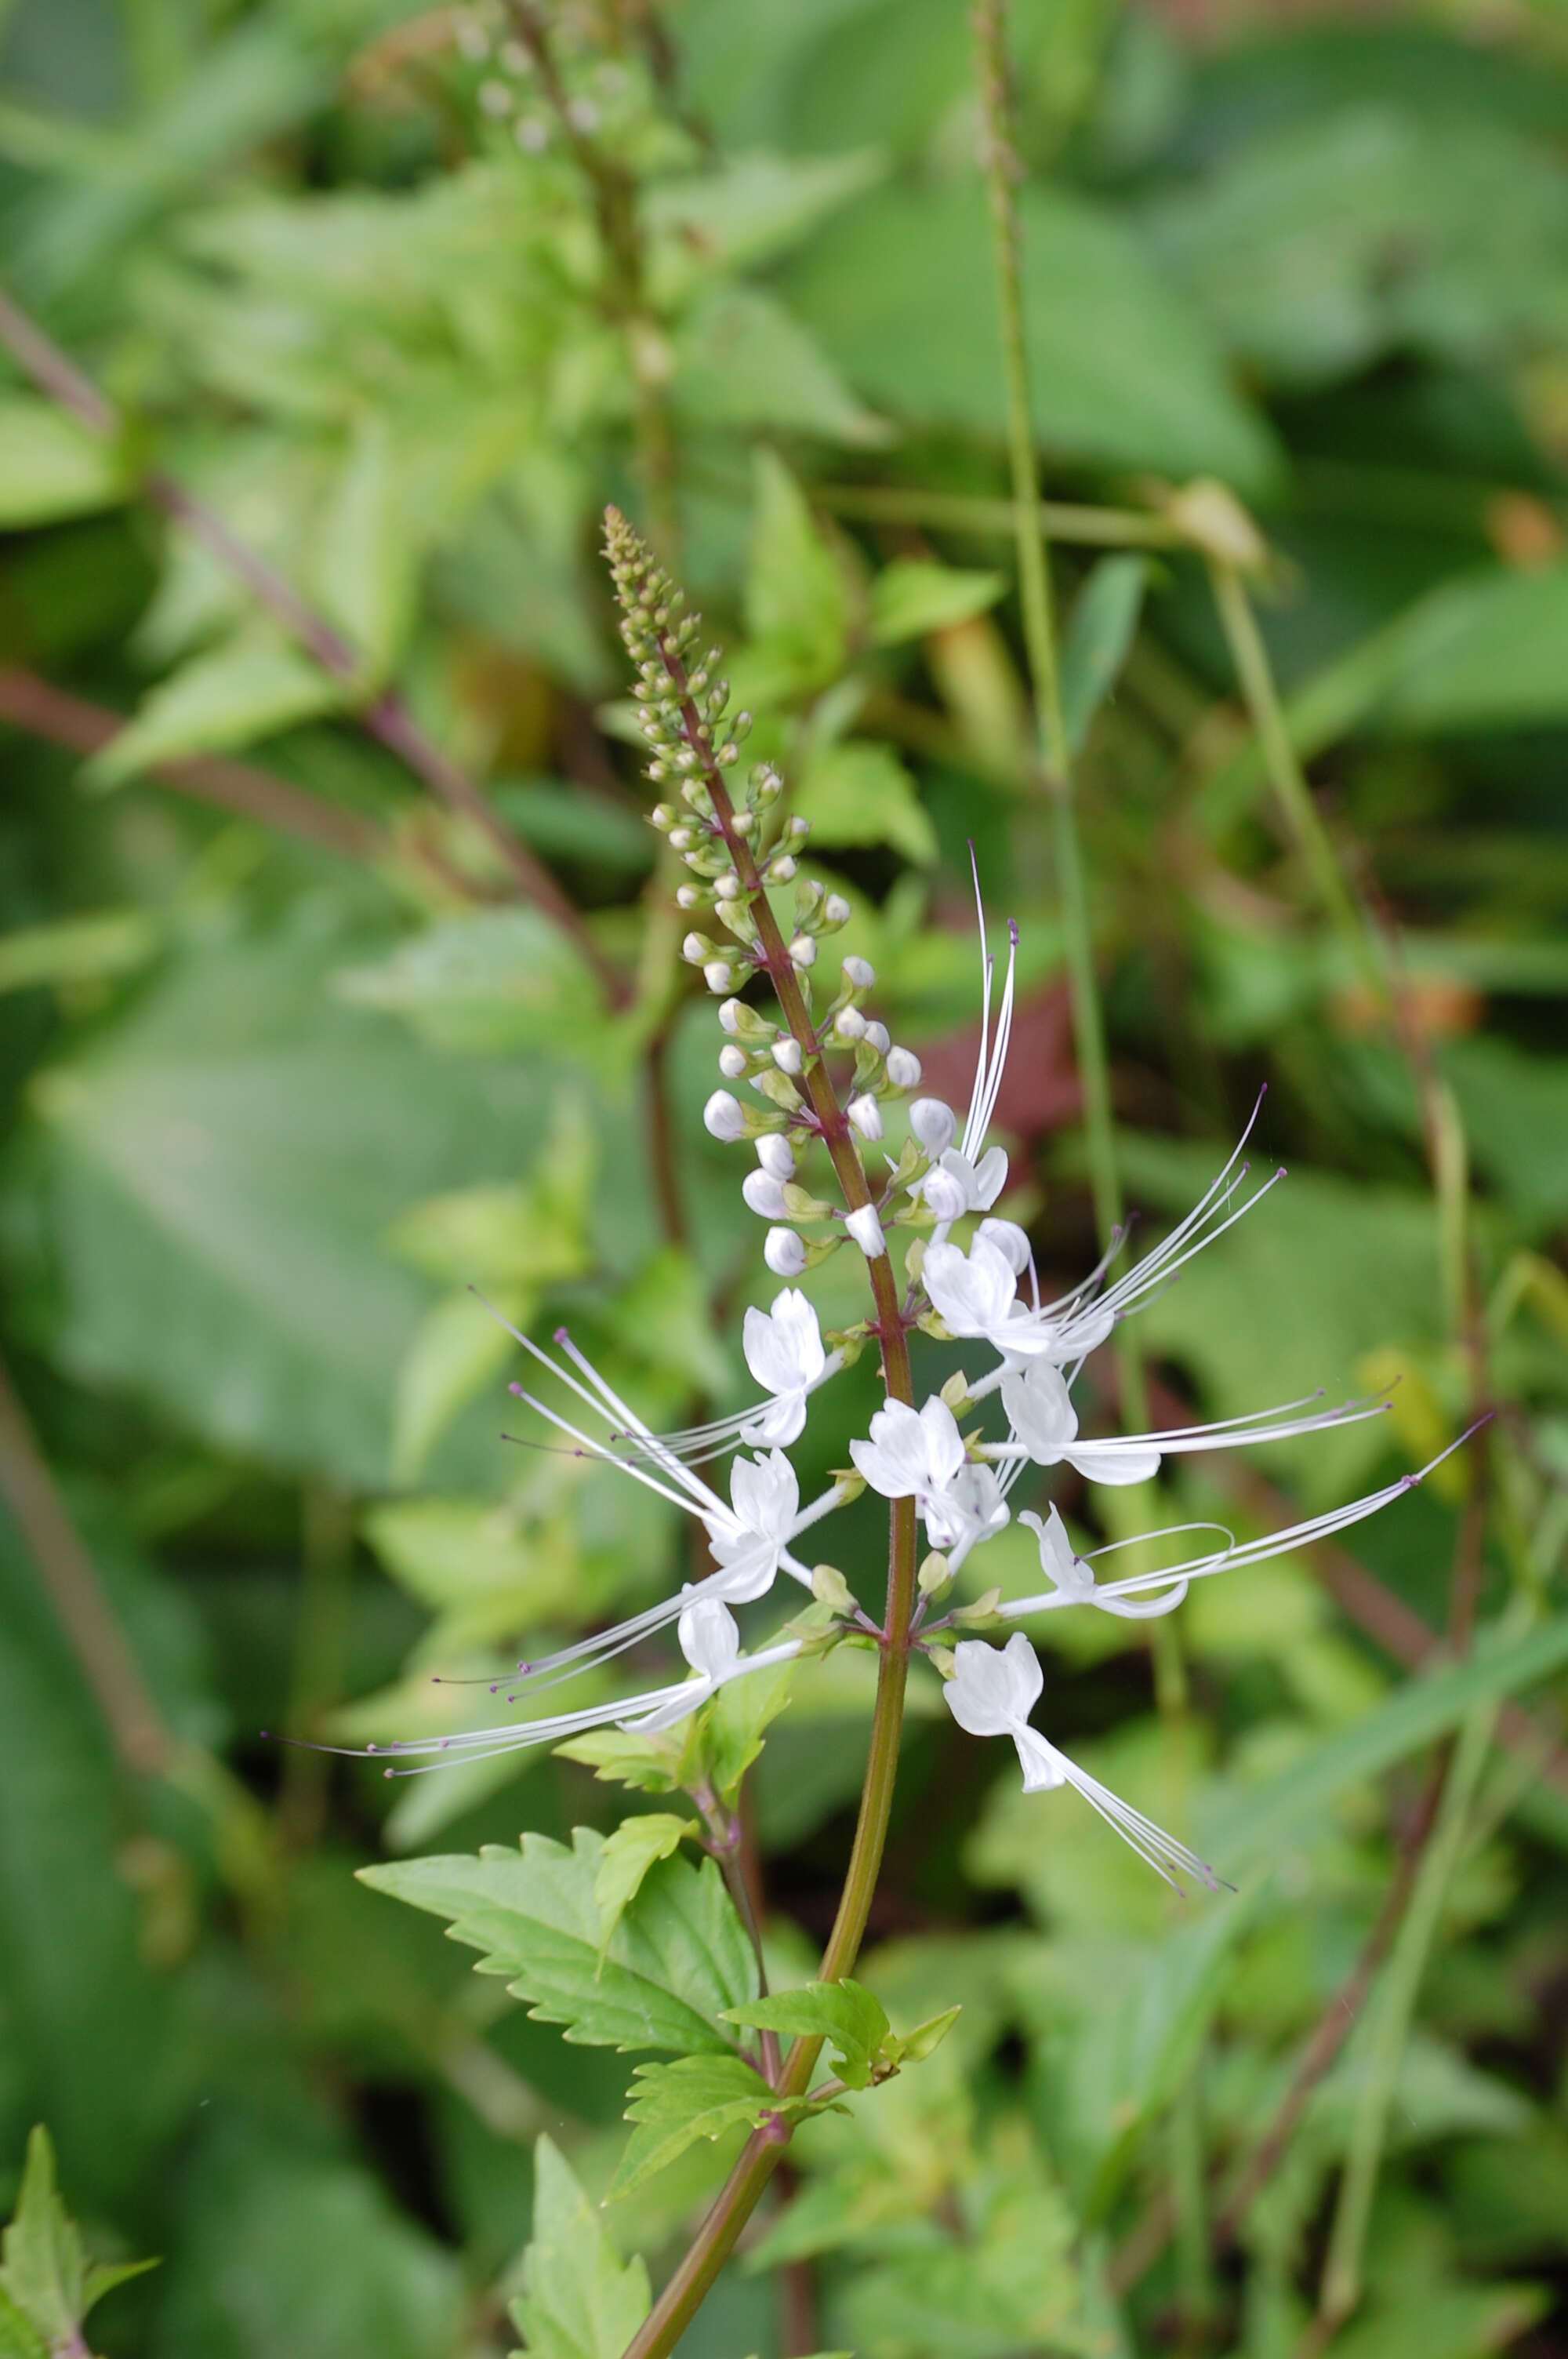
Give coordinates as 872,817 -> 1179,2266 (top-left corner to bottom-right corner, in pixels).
0,1350 -> 172,1776
816,481 -> 1182,550
615,539 -> 919,2359
0,667 -> 390,867
1313,1698 -> 1497,2333
0,285 -> 621,996
1207,560 -> 1383,1004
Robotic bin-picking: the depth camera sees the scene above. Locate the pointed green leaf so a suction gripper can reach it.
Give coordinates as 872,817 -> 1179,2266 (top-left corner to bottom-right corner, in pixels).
0,400 -> 130,526
508,2137 -> 649,2359
314,413 -> 416,679
744,451 -> 848,691
593,1816 -> 699,1954
0,2128 -> 156,2351
891,2003 -> 962,2068
1060,554 -> 1147,755
611,2055 -> 804,2197
86,631 -> 344,786
793,743 -> 938,867
870,559 -> 1007,646
359,1827 -> 757,2052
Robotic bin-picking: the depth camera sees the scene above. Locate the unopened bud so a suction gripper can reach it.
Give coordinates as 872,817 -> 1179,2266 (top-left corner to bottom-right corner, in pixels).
844,1203 -> 887,1259
862,1020 -> 890,1056
978,1216 -> 1030,1273
764,1226 -> 808,1277
841,955 -> 875,990
681,932 -> 710,965
909,1098 -> 956,1157
822,893 -> 851,928
811,1563 -> 855,1615
886,1046 -> 922,1090
756,1134 -> 795,1180
922,1164 -> 968,1223
742,1170 -> 789,1219
702,1090 -> 746,1143
718,998 -> 742,1035
703,960 -> 735,993
848,1093 -> 884,1142
718,1043 -> 748,1079
836,1006 -> 867,1041
917,1551 -> 952,1598
771,1037 -> 803,1075
788,934 -> 816,969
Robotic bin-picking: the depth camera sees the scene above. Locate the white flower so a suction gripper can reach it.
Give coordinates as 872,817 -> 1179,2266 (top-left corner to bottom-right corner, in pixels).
998,1429 -> 1481,1621
850,1396 -> 1001,1562
941,1635 -> 1221,1892
923,1234 -> 1114,1362
983,1358 -> 1391,1486
977,1216 -> 1031,1274
1014,1505 -> 1188,1620
328,1591 -> 803,1768
764,1227 -> 808,1277
924,1143 -> 1009,1220
704,1452 -> 802,1599
737,1287 -> 829,1447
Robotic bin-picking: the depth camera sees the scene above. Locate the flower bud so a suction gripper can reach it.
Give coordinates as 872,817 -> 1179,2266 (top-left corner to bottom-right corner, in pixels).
702,1090 -> 746,1143
742,1169 -> 789,1219
844,1203 -> 887,1259
918,1551 -> 953,1598
836,1006 -> 867,1041
822,893 -> 851,927
848,1093 -> 884,1142
923,1165 -> 968,1223
978,1216 -> 1031,1272
841,955 -> 875,990
811,1563 -> 855,1615
681,932 -> 710,965
765,855 -> 797,884
764,1226 -> 808,1277
886,1046 -> 922,1090
756,1134 -> 795,1180
771,1037 -> 803,1075
703,960 -> 735,993
910,1098 -> 956,1157
788,934 -> 816,969
862,1020 -> 890,1056
718,1044 -> 748,1079
718,998 -> 742,1035
676,884 -> 701,910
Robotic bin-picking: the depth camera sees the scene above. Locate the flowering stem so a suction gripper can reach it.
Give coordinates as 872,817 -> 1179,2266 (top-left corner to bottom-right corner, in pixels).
619,606 -> 920,2359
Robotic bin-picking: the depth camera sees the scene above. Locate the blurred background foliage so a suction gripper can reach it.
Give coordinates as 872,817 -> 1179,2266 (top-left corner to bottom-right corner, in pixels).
0,0 -> 1566,2354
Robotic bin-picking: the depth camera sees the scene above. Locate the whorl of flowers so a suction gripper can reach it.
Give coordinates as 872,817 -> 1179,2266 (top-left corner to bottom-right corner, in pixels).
313,510 -> 1474,1896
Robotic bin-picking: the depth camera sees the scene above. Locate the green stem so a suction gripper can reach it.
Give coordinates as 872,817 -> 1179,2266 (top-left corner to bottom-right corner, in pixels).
619,610 -> 919,2359
815,482 -> 1181,550
1207,561 -> 1384,1005
1317,1698 -> 1497,2328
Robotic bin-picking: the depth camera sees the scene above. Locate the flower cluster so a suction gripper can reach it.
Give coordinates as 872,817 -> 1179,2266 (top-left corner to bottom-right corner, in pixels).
318,513 -> 1472,1896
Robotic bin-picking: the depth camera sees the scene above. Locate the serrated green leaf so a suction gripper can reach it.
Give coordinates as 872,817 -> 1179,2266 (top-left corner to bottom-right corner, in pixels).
0,400 -> 129,526
793,743 -> 938,867
358,1827 -> 757,2051
593,1816 -> 699,1955
554,1725 -> 687,1795
725,1979 -> 890,2090
611,2054 -> 803,2197
86,631 -> 344,787
1060,554 -> 1146,755
702,1656 -> 797,1806
870,559 -> 1007,646
509,2137 -> 649,2359
0,2287 -> 45,2359
0,2127 -> 156,2350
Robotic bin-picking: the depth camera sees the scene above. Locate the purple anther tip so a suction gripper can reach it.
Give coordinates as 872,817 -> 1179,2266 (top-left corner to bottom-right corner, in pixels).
383,1765 -> 394,1779
508,1381 -> 524,1397
365,1743 -> 377,1754
1007,918 -> 1018,947
553,1325 -> 569,1345
1276,1164 -> 1288,1180
440,1739 -> 451,1750
259,1728 -> 270,1740
488,1683 -> 499,1694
